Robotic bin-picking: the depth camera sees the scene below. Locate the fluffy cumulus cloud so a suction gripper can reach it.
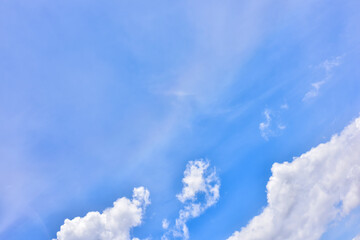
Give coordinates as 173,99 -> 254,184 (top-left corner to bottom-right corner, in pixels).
229,117 -> 360,240
54,187 -> 150,240
162,159 -> 220,240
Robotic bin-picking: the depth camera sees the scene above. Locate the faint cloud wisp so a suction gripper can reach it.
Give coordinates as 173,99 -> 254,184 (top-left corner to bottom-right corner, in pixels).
303,56 -> 343,101
259,107 -> 287,140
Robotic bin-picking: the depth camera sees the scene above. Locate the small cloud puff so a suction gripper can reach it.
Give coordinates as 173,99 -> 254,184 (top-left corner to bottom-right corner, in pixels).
259,109 -> 272,139
176,160 -> 219,205
54,187 -> 150,240
162,159 -> 220,240
259,109 -> 286,140
162,219 -> 169,230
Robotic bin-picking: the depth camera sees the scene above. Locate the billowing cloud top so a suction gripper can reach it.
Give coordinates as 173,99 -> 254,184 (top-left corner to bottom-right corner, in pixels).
228,117 -> 360,240
54,187 -> 150,240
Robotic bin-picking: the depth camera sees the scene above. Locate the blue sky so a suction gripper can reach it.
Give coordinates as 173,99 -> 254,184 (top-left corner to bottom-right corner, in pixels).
1,1 -> 360,240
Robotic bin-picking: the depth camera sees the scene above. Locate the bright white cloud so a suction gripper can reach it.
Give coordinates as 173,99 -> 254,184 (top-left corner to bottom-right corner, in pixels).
162,159 -> 220,240
228,116 -> 360,240
54,187 -> 150,240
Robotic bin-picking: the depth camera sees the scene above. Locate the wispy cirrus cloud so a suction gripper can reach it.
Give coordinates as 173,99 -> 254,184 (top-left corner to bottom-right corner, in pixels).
229,116 -> 360,240
303,56 -> 343,101
259,109 -> 272,140
259,106 -> 287,140
303,80 -> 326,100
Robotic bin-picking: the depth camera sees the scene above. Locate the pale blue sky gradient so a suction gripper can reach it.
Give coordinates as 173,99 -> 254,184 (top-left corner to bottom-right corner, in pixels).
1,1 -> 360,239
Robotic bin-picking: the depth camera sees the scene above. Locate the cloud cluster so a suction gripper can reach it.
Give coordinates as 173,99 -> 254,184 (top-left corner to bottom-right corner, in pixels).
54,160 -> 220,240
162,159 -> 220,240
229,117 -> 360,240
54,187 -> 150,240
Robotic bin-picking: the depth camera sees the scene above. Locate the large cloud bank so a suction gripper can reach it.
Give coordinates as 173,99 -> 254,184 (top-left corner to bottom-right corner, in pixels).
228,117 -> 360,240
162,159 -> 220,240
54,187 -> 150,240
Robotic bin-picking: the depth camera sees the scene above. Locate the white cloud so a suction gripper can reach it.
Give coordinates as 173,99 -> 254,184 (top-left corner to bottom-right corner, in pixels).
259,109 -> 272,140
162,219 -> 169,230
54,187 -> 150,240
176,160 -> 219,205
228,116 -> 360,240
162,159 -> 220,240
321,56 -> 342,72
303,80 -> 326,100
303,56 -> 342,101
